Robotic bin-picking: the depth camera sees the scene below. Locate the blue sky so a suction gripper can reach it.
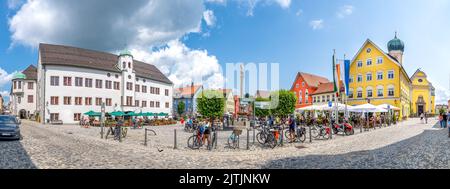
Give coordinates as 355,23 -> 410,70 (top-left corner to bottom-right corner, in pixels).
1,0 -> 450,104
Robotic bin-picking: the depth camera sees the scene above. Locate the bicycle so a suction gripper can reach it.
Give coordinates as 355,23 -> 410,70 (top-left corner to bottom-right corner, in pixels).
227,129 -> 242,149
310,124 -> 330,140
208,129 -> 217,150
285,126 -> 306,143
187,130 -> 204,150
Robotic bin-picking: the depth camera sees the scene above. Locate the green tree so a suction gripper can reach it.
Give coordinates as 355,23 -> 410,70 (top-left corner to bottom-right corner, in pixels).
269,90 -> 297,118
197,90 -> 225,122
177,101 -> 185,116
255,97 -> 271,117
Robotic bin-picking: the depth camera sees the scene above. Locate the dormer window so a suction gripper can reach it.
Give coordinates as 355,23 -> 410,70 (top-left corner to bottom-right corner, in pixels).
128,75 -> 131,79
122,62 -> 126,69
128,62 -> 131,68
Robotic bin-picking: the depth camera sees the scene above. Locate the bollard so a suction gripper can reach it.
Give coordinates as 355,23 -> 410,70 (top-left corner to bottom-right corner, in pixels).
253,128 -> 255,145
280,126 -> 284,146
246,129 -> 250,150
174,129 -> 177,149
119,127 -> 122,143
215,131 -> 218,150
144,128 -> 147,146
309,125 -> 312,143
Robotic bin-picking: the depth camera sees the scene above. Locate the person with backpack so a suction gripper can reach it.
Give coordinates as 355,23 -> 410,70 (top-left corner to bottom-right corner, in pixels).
288,115 -> 297,143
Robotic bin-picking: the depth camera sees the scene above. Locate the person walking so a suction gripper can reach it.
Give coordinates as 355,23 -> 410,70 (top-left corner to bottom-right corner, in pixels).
288,115 -> 296,143
420,113 -> 424,124
439,113 -> 444,128
443,113 -> 448,128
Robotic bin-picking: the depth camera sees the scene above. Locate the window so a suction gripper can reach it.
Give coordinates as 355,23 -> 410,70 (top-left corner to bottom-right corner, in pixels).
388,86 -> 395,97
50,96 -> 59,105
13,81 -> 17,89
357,74 -> 363,82
106,98 -> 112,106
126,96 -> 133,106
377,86 -> 384,97
377,72 -> 383,80
64,96 -> 71,105
50,113 -> 59,121
28,95 -> 33,103
298,91 -> 302,104
296,84 -> 299,88
165,89 -> 169,96
18,81 -> 22,89
114,82 -> 120,90
156,101 -> 160,108
348,89 -> 354,98
366,59 -> 372,66
357,61 -> 363,67
85,78 -> 93,88
95,98 -> 102,106
366,48 -> 371,53
142,86 -> 147,93
28,82 -> 34,90
134,100 -> 139,107
150,87 -> 155,94
302,82 -> 306,87
74,113 -> 81,121
95,79 -> 103,88
322,96 -> 325,102
85,97 -> 92,106
366,73 -> 372,81
313,97 -> 316,103
127,82 -> 133,90
165,102 -> 170,108
142,101 -> 147,107
75,77 -> 83,87
156,88 -> 160,95
115,74 -> 119,79
63,77 -> 72,86
150,101 -> 155,107
123,62 -> 126,69
349,76 -> 353,83
388,70 -> 394,79
75,97 -> 82,105
18,97 -> 21,104
367,88 -> 373,98
128,62 -> 131,68
418,79 -> 423,83
135,84 -> 140,92
50,76 -> 59,86
305,90 -> 309,103
327,95 -> 330,102
377,57 -> 383,64
357,88 -> 363,98
105,80 -> 112,89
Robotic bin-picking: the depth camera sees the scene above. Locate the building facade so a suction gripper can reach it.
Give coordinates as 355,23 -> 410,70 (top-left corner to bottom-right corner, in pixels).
410,69 -> 436,116
348,34 -> 434,118
291,72 -> 330,109
37,43 -> 173,124
10,65 -> 38,119
173,84 -> 203,116
311,81 -> 345,105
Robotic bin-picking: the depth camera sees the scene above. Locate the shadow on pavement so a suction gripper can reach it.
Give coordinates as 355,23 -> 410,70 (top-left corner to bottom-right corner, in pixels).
0,140 -> 37,169
262,122 -> 450,169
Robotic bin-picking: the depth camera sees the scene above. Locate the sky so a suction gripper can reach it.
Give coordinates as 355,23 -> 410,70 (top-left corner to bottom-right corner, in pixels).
0,0 -> 450,105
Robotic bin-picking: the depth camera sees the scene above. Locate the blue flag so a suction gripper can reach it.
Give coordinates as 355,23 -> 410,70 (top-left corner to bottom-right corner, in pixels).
344,60 -> 351,96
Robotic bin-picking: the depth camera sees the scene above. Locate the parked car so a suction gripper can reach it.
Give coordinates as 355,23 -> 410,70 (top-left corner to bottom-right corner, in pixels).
0,115 -> 22,140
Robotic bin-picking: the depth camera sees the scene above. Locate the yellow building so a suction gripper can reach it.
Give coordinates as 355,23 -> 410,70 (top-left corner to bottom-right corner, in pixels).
347,33 -> 435,119
410,69 -> 436,116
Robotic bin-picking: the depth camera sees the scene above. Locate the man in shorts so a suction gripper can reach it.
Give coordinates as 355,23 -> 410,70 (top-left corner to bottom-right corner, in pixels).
289,115 -> 296,143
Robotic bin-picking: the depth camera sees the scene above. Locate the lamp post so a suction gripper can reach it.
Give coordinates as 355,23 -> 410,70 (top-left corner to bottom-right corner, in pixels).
100,102 -> 105,139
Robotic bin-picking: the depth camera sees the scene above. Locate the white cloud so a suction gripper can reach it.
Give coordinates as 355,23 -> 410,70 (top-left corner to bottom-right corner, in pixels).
0,67 -> 16,87
242,0 -> 291,16
9,0 -> 204,51
7,0 -> 24,9
296,9 -> 303,17
434,85 -> 450,105
0,91 -> 10,98
310,19 -> 324,30
130,40 -> 224,89
337,5 -> 354,18
203,10 -> 217,27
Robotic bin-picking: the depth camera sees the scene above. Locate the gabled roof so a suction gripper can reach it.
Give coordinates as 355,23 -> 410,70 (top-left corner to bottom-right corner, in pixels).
291,72 -> 329,90
350,39 -> 411,83
39,43 -> 172,84
174,85 -> 202,97
21,65 -> 37,80
410,69 -> 427,80
311,81 -> 345,95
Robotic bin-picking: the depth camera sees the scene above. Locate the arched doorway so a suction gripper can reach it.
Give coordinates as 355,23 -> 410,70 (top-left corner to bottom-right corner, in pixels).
19,109 -> 27,119
416,96 -> 426,117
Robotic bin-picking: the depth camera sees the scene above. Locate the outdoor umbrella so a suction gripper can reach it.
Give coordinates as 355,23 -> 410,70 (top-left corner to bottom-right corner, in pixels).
84,111 -> 101,116
111,111 -> 126,116
158,112 -> 168,116
351,103 -> 387,113
377,104 -> 400,111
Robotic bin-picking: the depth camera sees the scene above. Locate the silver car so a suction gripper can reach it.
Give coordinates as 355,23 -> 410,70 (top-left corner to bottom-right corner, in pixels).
0,115 -> 21,140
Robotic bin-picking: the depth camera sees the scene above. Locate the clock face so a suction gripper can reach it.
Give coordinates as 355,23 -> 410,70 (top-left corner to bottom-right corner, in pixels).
366,48 -> 371,53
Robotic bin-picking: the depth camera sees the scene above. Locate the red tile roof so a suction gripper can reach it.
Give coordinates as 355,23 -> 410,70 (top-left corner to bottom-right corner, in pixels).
291,72 -> 329,90
175,85 -> 202,96
311,81 -> 345,95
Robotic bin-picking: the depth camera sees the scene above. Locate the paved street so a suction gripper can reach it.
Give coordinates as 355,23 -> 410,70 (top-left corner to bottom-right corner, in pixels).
0,118 -> 449,169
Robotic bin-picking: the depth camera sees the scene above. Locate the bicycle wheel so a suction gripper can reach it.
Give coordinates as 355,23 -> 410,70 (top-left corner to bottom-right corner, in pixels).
284,129 -> 291,140
266,134 -> 277,149
310,126 -> 319,138
188,136 -> 201,149
299,131 -> 306,143
256,132 -> 266,145
122,128 -> 128,138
